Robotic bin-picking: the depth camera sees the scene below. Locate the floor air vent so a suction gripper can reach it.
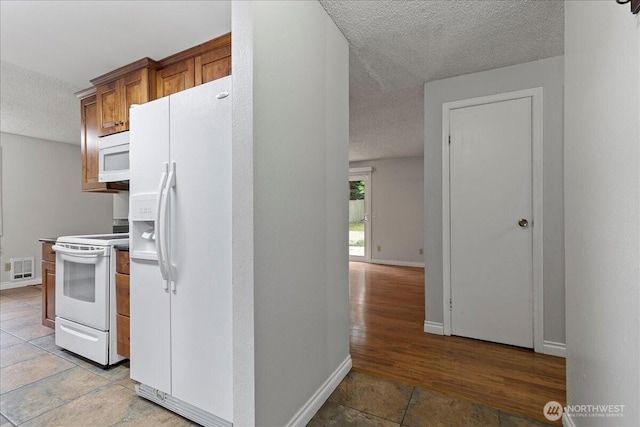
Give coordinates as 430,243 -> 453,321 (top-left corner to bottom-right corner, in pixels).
10,257 -> 34,281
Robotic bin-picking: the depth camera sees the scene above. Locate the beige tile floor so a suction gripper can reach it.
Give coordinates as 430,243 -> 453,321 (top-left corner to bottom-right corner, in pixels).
1,286 -> 195,427
311,371 -> 555,426
1,286 -> 553,427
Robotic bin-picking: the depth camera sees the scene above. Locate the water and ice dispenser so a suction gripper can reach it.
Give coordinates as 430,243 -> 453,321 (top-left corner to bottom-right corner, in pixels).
130,194 -> 159,260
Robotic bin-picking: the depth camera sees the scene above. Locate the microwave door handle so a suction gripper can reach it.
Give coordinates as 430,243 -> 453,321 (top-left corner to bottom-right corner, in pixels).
155,163 -> 169,286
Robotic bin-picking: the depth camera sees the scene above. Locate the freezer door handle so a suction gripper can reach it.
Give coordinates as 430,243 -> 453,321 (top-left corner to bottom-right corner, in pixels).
156,163 -> 169,285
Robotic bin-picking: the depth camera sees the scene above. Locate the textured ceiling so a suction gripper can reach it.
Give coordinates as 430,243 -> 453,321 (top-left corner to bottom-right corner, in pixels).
1,61 -> 82,145
0,1 -> 563,157
320,0 -> 564,161
0,0 -> 231,144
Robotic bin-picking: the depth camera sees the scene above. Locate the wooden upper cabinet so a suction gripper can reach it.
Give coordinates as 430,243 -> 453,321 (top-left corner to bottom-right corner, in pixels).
95,65 -> 155,137
156,58 -> 195,98
79,91 -> 129,192
156,32 -> 231,98
77,33 -> 231,193
79,59 -> 157,192
194,44 -> 231,86
96,80 -> 119,136
122,70 -> 149,129
81,94 -> 99,187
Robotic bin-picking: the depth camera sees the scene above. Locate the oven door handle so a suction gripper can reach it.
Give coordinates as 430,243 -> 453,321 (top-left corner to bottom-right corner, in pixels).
52,245 -> 107,258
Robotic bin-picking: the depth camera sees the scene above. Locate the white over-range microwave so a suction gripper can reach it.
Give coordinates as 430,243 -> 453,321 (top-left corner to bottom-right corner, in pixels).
98,131 -> 130,182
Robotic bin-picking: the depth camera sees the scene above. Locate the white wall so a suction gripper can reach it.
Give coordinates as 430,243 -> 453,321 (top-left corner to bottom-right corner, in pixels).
232,2 -> 350,426
0,133 -> 113,286
423,56 -> 566,345
564,2 -> 639,426
350,156 -> 424,265
231,2 -> 256,425
113,191 -> 129,219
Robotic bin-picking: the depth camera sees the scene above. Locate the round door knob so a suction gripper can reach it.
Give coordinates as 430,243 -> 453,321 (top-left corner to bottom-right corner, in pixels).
518,218 -> 529,228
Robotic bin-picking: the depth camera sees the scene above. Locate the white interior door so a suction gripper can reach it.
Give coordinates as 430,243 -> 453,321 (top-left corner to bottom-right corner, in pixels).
449,97 -> 533,348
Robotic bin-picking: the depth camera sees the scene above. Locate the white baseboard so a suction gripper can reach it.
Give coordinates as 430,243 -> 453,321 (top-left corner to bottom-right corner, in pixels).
369,259 -> 425,268
424,320 -> 444,335
562,412 -> 576,427
285,355 -> 352,427
543,340 -> 566,358
1,277 -> 42,291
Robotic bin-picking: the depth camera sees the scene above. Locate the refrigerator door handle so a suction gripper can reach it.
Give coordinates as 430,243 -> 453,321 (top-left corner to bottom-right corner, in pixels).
156,163 -> 169,285
163,162 -> 177,286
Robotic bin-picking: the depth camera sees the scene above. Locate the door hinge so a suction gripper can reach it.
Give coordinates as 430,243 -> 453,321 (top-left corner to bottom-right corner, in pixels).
449,297 -> 452,311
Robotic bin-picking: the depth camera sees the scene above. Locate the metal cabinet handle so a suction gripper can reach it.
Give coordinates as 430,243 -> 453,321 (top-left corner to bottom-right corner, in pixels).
518,218 -> 529,228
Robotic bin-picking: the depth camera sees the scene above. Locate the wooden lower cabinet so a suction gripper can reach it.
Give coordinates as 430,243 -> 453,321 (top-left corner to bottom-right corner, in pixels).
41,242 -> 56,329
116,314 -> 130,359
115,250 -> 131,359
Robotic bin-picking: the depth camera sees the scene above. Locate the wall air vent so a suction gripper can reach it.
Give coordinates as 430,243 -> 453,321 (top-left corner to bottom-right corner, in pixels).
10,257 -> 34,281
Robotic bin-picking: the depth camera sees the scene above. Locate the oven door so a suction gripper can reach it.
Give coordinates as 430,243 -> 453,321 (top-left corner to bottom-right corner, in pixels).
54,245 -> 110,330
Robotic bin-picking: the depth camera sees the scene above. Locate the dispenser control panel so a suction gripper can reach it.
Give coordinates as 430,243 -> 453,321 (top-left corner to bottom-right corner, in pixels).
130,194 -> 156,221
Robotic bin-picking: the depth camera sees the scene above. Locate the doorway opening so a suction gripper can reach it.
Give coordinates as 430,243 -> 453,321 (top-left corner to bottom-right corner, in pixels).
349,170 -> 371,262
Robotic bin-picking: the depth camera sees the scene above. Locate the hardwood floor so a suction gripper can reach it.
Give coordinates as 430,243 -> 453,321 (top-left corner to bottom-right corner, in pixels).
349,261 -> 566,424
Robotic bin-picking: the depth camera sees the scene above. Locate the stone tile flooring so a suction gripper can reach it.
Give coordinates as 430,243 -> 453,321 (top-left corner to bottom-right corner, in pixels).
309,371 -> 554,427
0,286 -> 195,427
1,286 -> 553,426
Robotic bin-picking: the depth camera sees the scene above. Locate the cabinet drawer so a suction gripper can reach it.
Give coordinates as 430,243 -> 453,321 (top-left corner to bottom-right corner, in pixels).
116,250 -> 130,274
42,242 -> 56,263
117,314 -> 130,359
116,273 -> 130,317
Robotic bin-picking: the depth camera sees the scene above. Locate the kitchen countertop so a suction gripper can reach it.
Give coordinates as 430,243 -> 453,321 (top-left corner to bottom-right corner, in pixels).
38,237 -> 58,244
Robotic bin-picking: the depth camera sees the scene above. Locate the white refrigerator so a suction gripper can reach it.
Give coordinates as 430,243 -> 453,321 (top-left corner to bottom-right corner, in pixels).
128,77 -> 232,427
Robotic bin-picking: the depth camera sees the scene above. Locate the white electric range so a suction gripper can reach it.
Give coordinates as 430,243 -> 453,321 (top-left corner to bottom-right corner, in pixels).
53,233 -> 129,366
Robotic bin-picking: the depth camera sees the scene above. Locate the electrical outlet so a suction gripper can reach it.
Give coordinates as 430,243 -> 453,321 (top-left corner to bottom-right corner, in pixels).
377,245 -> 381,252
419,248 -> 423,255
4,262 -> 11,272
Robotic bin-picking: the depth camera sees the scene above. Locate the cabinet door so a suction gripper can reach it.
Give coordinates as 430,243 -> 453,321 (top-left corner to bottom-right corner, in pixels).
81,96 -> 100,187
156,59 -> 194,98
96,80 -> 122,137
121,69 -> 150,131
42,261 -> 56,329
117,314 -> 130,358
116,273 -> 130,316
194,45 -> 231,86
116,250 -> 130,274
